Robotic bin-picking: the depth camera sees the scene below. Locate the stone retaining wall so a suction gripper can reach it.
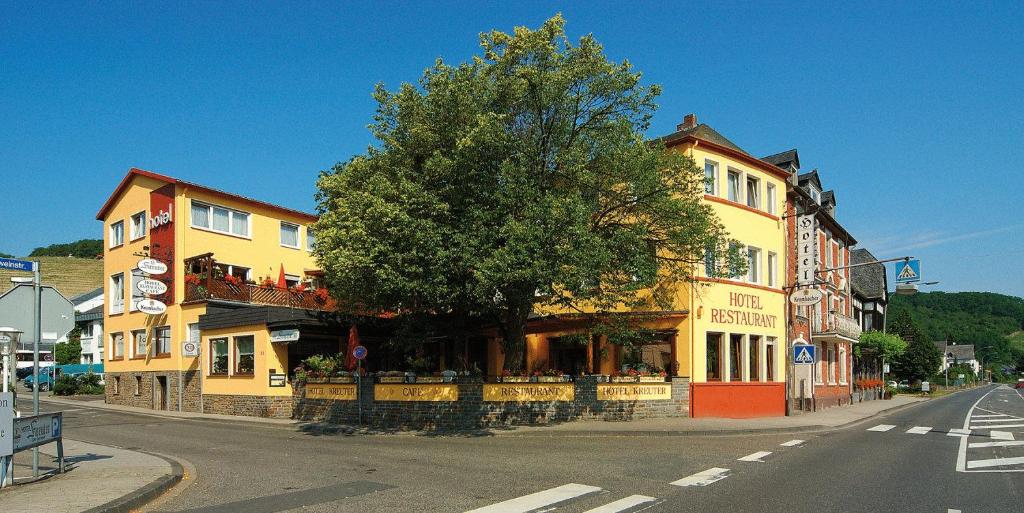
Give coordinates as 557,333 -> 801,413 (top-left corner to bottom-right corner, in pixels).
203,394 -> 292,418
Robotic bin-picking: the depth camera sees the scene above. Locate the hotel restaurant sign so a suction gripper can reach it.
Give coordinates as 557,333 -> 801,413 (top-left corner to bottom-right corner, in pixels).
710,292 -> 778,329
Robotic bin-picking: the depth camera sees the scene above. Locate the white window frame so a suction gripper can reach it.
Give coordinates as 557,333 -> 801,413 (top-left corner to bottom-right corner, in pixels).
109,220 -> 124,248
190,200 -> 252,239
280,222 -> 300,249
210,337 -> 230,376
766,183 -> 776,215
306,227 -> 316,252
131,329 -> 147,359
827,345 -> 837,385
767,252 -> 778,287
839,345 -> 848,385
109,273 -> 125,315
152,326 -> 171,356
765,337 -> 777,382
746,246 -> 761,284
727,169 -> 741,203
129,269 -> 145,311
815,343 -> 825,384
745,175 -> 761,209
111,332 -> 124,359
129,211 -> 147,241
704,160 -> 719,196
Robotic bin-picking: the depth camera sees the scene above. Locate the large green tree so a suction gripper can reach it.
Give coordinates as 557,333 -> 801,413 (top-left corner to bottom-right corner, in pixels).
29,239 -> 103,258
889,310 -> 941,382
314,16 -> 742,371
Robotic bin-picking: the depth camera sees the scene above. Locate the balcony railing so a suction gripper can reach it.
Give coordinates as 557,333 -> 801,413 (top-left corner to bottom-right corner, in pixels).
812,312 -> 862,341
184,280 -> 337,311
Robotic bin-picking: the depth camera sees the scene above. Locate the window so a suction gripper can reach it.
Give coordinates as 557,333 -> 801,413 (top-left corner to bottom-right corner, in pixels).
109,220 -> 124,247
111,332 -> 124,359
704,160 -> 718,195
110,273 -> 125,314
729,334 -> 743,381
153,326 -> 171,356
191,201 -> 250,237
210,338 -> 229,375
132,329 -> 147,358
134,375 -> 142,395
706,333 -> 722,381
748,335 -> 760,381
188,323 -> 200,345
112,376 -> 120,395
280,222 -> 300,248
765,338 -> 776,381
215,263 -> 251,281
766,183 -> 776,214
704,245 -> 716,277
727,171 -> 741,202
746,176 -> 760,209
130,269 -> 145,311
747,247 -> 761,284
767,252 -> 778,287
815,343 -> 825,384
234,336 -> 255,374
827,344 -> 837,384
810,188 -> 821,204
284,274 -> 301,288
839,344 -> 848,384
130,211 -> 146,240
729,243 -> 742,279
306,228 -> 316,251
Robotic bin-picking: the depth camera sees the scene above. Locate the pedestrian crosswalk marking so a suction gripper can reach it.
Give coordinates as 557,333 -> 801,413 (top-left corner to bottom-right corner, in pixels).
463,483 -> 602,513
970,418 -> 1021,423
581,495 -> 657,513
968,441 -> 1024,448
780,439 -> 804,447
867,424 -> 896,432
966,456 -> 1024,469
971,423 -> 1024,430
947,428 -> 971,437
990,431 -> 1015,441
737,451 -> 772,462
907,426 -> 932,434
670,467 -> 730,487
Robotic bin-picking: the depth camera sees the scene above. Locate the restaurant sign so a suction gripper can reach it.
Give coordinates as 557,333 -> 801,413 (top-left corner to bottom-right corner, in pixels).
597,383 -> 671,401
483,383 -> 575,402
710,292 -> 778,329
306,383 -> 357,400
136,278 -> 168,295
374,384 -> 458,402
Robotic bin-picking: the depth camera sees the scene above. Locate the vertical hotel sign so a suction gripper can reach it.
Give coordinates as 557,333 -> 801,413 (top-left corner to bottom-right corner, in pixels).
796,214 -> 817,286
150,184 -> 175,305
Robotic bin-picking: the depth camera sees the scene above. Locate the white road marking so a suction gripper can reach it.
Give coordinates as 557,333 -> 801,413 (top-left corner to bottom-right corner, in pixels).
969,418 -> 1022,423
966,456 -> 1024,469
957,386 -> 1000,472
737,451 -> 772,462
947,428 -> 971,437
464,483 -> 602,513
971,414 -> 1010,418
582,495 -> 658,513
867,424 -> 896,432
948,509 -> 961,513
670,467 -> 730,487
990,431 -> 1015,441
906,426 -> 932,434
780,439 -> 804,447
968,441 -> 1024,448
970,423 -> 1024,430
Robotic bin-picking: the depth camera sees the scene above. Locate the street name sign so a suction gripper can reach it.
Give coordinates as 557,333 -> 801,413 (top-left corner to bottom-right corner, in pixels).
0,258 -> 35,272
895,259 -> 921,284
793,345 -> 816,364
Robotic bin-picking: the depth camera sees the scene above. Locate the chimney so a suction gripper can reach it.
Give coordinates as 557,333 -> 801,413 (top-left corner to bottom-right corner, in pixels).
677,113 -> 697,131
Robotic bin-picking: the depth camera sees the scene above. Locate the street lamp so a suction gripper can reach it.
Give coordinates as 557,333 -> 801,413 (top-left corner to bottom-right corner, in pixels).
894,281 -> 940,296
0,326 -> 22,394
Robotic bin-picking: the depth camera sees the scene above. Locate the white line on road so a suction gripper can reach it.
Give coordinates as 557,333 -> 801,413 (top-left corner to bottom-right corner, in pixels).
969,418 -> 1023,423
957,386 -> 1000,472
990,431 -> 1015,441
966,456 -> 1024,469
906,426 -> 932,434
948,509 -> 961,513
737,451 -> 772,462
971,414 -> 1010,418
670,467 -> 730,487
947,428 -> 971,437
581,495 -> 658,513
968,441 -> 1024,448
463,483 -> 602,513
780,439 -> 804,447
971,423 -> 1024,430
867,424 -> 896,432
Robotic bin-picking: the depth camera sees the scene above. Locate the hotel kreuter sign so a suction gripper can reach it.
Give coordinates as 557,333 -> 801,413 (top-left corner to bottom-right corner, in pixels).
597,383 -> 672,401
306,384 -> 357,400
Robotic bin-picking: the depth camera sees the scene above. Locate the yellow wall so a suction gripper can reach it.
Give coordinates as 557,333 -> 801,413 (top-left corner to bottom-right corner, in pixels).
201,324 -> 291,397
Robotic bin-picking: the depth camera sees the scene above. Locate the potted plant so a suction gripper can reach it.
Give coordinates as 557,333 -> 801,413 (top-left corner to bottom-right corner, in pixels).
536,368 -> 568,383
293,365 -> 308,384
303,355 -> 333,383
611,368 -> 639,383
224,274 -> 242,287
330,370 -> 354,384
378,370 -> 406,384
441,369 -> 457,383
260,277 -> 276,289
313,288 -> 330,304
639,367 -> 668,383
500,370 -> 530,383
416,373 -> 444,384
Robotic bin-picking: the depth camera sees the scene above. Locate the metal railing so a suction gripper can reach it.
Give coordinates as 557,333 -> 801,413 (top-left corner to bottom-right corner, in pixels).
812,312 -> 862,340
184,280 -> 337,311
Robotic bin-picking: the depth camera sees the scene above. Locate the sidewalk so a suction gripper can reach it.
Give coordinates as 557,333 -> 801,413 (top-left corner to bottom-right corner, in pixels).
0,439 -> 182,513
40,395 -> 297,426
501,395 -> 929,436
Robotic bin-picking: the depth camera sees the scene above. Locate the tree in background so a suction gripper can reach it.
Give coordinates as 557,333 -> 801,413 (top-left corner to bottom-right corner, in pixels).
314,16 -> 744,372
889,310 -> 941,382
0,252 -> 13,258
29,239 -> 103,258
55,326 -> 83,365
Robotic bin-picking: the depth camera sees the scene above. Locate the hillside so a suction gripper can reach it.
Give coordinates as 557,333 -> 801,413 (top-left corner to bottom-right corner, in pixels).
0,256 -> 104,299
887,291 -> 1024,369
29,239 -> 103,258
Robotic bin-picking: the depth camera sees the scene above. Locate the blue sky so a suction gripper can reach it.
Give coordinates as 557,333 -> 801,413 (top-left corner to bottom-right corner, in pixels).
1,1 -> 1021,296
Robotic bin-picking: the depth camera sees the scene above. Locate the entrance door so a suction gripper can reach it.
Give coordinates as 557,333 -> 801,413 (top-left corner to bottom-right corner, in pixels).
155,376 -> 169,410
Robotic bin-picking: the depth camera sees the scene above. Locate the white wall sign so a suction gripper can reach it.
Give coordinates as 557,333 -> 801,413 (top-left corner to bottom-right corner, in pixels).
789,288 -> 824,306
136,278 -> 168,295
182,340 -> 199,357
149,205 -> 173,230
796,214 -> 817,286
137,258 -> 168,276
270,329 -> 300,343
136,299 -> 167,315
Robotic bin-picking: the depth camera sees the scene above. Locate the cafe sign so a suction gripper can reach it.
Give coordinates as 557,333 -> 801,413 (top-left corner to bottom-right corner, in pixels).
374,384 -> 458,402
307,383 -> 357,400
597,383 -> 672,401
483,383 -> 574,402
136,278 -> 168,295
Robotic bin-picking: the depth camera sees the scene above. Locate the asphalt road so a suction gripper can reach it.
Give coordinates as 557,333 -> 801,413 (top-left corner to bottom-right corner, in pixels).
40,384 -> 1023,513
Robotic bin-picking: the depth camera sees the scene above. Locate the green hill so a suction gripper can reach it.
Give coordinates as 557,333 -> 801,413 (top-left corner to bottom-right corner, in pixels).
887,291 -> 1024,371
29,239 -> 103,258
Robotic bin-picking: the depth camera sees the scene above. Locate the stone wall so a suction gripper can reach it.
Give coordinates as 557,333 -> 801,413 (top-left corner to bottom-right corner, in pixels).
293,376 -> 691,431
203,394 -> 293,418
105,371 -> 190,411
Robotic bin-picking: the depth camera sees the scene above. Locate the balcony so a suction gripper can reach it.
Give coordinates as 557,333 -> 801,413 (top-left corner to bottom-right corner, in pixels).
184,280 -> 337,311
812,312 -> 862,341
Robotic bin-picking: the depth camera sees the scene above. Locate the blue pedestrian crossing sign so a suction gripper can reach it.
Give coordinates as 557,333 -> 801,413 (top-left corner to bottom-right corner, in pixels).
895,259 -> 921,284
793,345 -> 815,364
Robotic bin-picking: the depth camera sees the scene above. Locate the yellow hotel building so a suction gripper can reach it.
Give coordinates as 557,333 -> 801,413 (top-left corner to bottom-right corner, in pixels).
97,168 -> 342,416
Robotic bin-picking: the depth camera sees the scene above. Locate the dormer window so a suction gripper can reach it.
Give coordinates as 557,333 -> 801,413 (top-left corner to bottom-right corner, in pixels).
810,188 -> 821,204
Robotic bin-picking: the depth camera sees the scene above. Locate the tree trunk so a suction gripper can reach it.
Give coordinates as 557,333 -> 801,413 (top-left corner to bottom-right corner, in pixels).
498,299 -> 532,373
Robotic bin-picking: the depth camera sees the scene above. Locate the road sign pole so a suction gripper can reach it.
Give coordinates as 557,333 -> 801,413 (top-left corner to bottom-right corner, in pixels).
32,261 -> 41,477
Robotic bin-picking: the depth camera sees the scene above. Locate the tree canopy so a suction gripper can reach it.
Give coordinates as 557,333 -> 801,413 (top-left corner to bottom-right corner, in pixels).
29,239 -> 103,258
857,330 -> 906,361
314,15 -> 742,371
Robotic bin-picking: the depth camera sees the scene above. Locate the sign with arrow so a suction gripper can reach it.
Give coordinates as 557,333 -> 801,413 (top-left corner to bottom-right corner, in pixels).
793,345 -> 816,364
895,259 -> 921,284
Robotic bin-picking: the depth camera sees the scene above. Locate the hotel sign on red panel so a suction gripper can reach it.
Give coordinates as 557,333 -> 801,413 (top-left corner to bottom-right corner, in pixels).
796,214 -> 816,286
149,184 -> 175,305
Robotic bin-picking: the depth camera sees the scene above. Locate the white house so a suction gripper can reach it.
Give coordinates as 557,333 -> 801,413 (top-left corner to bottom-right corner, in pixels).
71,287 -> 104,364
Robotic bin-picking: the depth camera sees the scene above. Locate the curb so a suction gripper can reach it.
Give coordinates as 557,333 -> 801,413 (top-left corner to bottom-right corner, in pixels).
39,396 -> 297,427
81,445 -> 185,513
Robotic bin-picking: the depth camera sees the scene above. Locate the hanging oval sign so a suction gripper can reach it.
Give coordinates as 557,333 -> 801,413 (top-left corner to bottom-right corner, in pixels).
136,278 -> 168,295
789,288 -> 824,306
137,258 -> 168,275
136,298 -> 168,315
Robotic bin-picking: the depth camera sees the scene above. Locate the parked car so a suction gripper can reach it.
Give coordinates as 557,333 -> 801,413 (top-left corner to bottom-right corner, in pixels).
23,372 -> 55,391
1014,379 -> 1024,389
23,363 -> 104,391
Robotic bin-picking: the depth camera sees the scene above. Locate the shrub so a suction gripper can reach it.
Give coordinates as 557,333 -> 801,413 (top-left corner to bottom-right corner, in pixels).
53,374 -> 80,396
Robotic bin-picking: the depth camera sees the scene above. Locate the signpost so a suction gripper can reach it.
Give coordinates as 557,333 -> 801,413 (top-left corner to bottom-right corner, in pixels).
353,345 -> 367,426
921,381 -> 931,393
0,392 -> 11,487
895,259 -> 921,284
136,298 -> 168,315
136,278 -> 168,295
